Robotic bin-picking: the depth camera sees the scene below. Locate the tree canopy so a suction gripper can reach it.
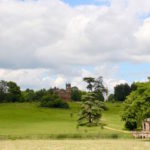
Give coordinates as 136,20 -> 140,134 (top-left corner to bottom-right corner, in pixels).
114,83 -> 131,101
122,80 -> 150,130
78,76 -> 106,127
78,92 -> 104,126
71,86 -> 82,101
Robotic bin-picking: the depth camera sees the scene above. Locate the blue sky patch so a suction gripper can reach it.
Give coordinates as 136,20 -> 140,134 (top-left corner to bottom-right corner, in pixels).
62,0 -> 110,6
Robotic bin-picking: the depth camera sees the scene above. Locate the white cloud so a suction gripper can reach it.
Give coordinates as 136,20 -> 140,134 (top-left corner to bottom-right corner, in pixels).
0,68 -> 67,90
0,0 -> 150,90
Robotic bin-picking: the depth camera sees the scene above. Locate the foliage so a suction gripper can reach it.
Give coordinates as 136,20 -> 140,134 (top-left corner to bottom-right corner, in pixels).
6,81 -> 23,102
22,89 -> 35,102
0,81 -> 23,103
122,81 -> 150,130
130,82 -> 137,91
78,92 -> 104,127
83,77 -> 95,91
71,86 -> 82,101
83,76 -> 107,101
114,83 -> 131,101
34,89 -> 48,102
40,93 -> 69,109
108,94 -> 115,102
93,76 -> 107,101
0,80 -> 8,102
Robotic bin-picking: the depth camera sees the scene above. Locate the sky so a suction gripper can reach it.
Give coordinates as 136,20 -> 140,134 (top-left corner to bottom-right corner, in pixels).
0,0 -> 150,92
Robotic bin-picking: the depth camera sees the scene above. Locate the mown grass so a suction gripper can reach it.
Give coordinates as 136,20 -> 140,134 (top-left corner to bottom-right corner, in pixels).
0,102 -> 132,139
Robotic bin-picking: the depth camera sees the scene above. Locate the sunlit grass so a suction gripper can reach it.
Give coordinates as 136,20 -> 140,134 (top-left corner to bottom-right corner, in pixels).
0,102 -> 132,139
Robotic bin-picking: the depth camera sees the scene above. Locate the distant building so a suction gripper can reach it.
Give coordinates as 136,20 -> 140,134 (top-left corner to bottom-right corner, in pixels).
132,118 -> 150,139
53,83 -> 71,101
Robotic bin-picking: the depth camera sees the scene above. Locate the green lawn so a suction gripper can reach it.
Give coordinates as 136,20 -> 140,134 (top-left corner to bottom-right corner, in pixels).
0,102 -> 132,139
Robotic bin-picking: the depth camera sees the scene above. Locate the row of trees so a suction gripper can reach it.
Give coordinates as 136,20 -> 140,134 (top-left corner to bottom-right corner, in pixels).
0,80 -> 69,108
0,80 -> 83,103
0,79 -> 106,103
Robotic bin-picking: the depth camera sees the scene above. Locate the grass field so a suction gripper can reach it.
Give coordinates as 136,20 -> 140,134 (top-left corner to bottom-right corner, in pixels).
0,140 -> 149,150
0,102 -> 132,139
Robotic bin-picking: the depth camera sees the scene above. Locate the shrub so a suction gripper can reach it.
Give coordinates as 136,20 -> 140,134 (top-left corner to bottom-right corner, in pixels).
125,119 -> 137,130
40,94 -> 69,109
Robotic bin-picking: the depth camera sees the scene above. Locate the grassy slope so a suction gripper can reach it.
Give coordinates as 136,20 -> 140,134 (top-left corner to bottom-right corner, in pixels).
103,102 -> 125,129
0,102 -> 132,139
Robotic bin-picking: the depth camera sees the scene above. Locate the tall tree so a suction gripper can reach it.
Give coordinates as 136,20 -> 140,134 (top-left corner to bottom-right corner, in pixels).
114,83 -> 131,101
78,92 -> 104,126
0,80 -> 8,102
83,77 -> 95,92
94,76 -> 107,101
71,86 -> 82,101
7,81 -> 22,102
78,76 -> 105,127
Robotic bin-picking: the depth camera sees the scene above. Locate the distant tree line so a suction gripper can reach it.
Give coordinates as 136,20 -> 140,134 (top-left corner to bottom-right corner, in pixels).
108,82 -> 137,102
0,80 -> 69,108
0,80 -> 91,109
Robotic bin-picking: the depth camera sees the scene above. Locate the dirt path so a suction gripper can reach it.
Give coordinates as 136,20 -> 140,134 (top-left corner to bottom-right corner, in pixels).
104,126 -> 131,134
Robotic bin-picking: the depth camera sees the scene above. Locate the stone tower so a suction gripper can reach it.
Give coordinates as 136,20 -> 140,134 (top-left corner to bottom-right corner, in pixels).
65,83 -> 71,100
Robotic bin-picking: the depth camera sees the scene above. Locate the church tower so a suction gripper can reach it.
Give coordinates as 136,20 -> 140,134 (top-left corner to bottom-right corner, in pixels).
65,83 -> 71,100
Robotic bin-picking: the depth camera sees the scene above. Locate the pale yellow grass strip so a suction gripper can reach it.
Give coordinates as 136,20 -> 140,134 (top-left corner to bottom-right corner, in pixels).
0,140 -> 149,150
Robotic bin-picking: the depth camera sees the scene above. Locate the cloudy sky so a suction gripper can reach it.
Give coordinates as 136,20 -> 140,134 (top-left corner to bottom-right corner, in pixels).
0,0 -> 150,92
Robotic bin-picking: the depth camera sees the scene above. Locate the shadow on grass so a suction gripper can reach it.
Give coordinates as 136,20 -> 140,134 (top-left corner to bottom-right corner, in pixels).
0,133 -> 129,140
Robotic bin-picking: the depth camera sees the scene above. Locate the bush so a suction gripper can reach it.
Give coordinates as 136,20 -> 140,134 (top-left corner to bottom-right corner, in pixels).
125,120 -> 137,130
40,94 -> 69,109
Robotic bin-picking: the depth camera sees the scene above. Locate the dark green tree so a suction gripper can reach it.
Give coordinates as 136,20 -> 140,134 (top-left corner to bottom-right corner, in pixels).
83,76 -> 107,101
7,81 -> 23,102
22,89 -> 35,102
34,89 -> 47,101
130,82 -> 137,91
71,86 -> 82,101
78,92 -> 104,126
40,93 -> 69,109
83,77 -> 95,92
78,77 -> 105,127
114,83 -> 131,101
94,76 -> 107,101
0,80 -> 8,102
